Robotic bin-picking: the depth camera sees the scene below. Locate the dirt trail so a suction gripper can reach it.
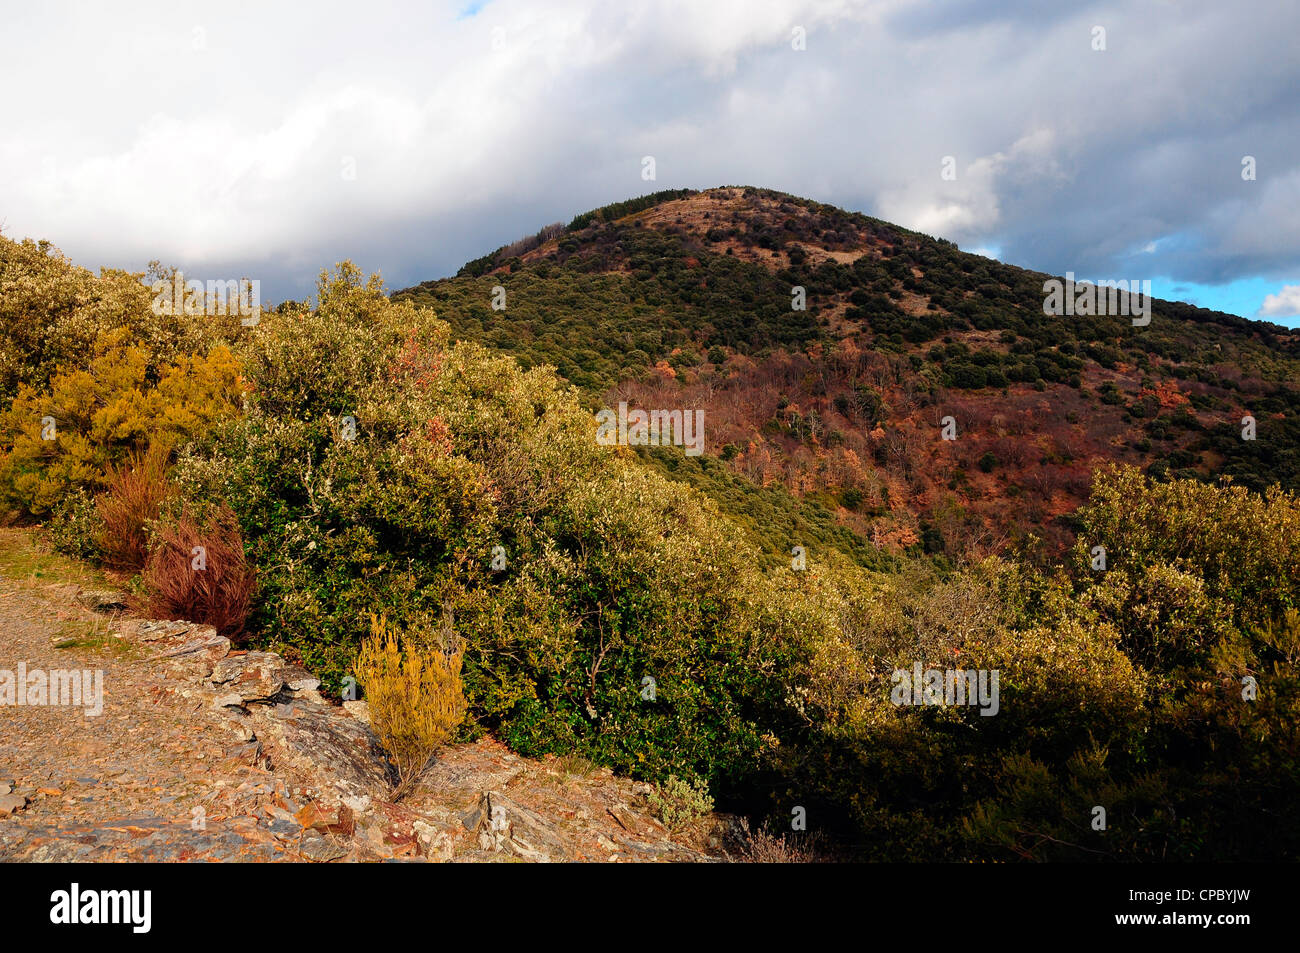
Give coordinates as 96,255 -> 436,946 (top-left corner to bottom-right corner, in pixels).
0,568 -> 295,860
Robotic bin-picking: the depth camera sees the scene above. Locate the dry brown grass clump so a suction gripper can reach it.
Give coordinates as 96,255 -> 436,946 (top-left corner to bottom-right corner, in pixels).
738,819 -> 830,863
140,505 -> 255,638
96,443 -> 171,570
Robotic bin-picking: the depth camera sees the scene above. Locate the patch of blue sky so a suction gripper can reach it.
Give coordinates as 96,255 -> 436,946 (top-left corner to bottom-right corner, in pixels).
1150,276 -> 1300,328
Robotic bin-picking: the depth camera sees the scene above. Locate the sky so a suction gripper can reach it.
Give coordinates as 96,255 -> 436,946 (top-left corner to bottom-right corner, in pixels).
1,0 -> 1297,325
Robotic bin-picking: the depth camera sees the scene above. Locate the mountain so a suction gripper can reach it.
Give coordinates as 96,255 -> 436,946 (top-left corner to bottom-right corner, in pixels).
393,186 -> 1300,565
4,197 -> 1298,861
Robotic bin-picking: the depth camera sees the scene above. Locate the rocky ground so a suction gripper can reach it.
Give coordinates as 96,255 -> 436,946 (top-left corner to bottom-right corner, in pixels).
0,532 -> 742,863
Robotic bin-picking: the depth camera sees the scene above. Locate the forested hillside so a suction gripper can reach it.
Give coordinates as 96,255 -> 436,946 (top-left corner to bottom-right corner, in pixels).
396,186 -> 1300,563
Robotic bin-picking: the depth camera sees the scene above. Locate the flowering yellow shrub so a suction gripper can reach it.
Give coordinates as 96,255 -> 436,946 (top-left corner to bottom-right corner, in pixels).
0,236 -> 241,405
354,614 -> 467,794
0,327 -> 244,516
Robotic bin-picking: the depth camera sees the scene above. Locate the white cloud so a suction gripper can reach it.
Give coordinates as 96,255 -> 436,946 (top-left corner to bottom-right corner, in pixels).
1259,284 -> 1300,318
875,128 -> 1068,239
0,0 -> 879,286
0,0 -> 1296,301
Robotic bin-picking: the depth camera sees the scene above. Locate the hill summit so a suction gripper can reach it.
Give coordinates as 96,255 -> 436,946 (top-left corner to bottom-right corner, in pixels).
395,186 -> 1300,563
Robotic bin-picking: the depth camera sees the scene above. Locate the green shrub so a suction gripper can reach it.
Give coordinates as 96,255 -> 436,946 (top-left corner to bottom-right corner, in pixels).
174,264 -> 788,792
46,487 -> 103,560
647,774 -> 715,830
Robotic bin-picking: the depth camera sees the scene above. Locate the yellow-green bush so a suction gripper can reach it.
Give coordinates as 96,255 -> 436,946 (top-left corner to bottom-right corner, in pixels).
1073,463 -> 1300,633
0,328 -> 243,516
0,236 -> 243,405
355,614 -> 467,792
647,774 -> 715,830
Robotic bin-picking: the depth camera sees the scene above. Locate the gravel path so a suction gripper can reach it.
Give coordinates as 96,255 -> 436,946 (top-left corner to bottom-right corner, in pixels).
0,576 -> 293,861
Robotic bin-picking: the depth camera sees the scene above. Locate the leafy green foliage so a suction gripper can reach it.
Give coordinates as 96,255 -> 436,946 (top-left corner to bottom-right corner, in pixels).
174,265 -> 790,789
46,486 -> 104,560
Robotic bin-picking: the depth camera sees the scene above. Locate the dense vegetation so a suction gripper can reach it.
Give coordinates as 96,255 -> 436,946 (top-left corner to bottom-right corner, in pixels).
2,187 -> 1297,860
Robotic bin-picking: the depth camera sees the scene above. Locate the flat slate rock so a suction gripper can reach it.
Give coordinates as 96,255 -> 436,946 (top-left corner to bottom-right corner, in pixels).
74,589 -> 128,611
249,702 -> 395,808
